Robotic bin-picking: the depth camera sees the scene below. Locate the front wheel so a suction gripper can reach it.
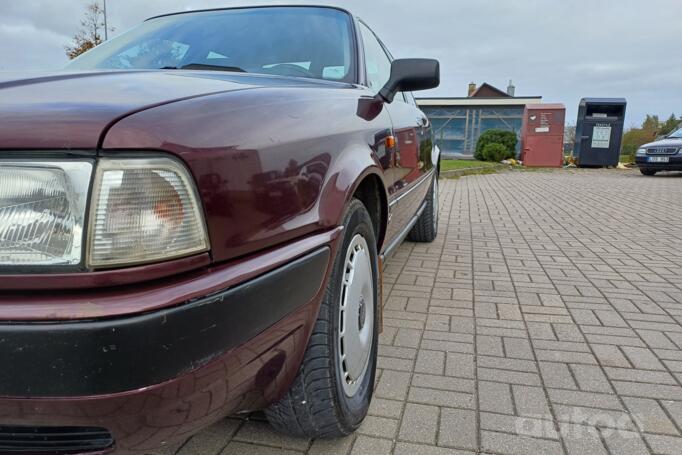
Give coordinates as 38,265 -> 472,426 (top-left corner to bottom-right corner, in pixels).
640,168 -> 657,176
408,175 -> 439,242
265,199 -> 378,438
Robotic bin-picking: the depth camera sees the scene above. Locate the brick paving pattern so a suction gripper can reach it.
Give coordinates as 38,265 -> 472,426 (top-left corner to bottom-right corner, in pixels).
149,169 -> 682,455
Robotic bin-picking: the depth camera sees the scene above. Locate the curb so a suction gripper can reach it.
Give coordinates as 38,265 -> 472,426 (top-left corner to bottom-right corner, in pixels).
441,164 -> 506,178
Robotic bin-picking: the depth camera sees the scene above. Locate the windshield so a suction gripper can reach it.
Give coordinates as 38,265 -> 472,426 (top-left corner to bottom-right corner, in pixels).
66,7 -> 355,83
669,127 -> 682,138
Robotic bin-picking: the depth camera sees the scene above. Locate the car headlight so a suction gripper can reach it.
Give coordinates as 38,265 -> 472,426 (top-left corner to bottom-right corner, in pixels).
87,157 -> 209,268
0,161 -> 92,266
636,148 -> 647,156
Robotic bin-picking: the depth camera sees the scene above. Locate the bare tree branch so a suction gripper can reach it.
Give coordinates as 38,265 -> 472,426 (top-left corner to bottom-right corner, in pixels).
65,2 -> 114,59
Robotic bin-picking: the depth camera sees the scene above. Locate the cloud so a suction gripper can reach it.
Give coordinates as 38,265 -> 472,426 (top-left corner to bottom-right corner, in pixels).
0,22 -> 71,70
0,0 -> 680,124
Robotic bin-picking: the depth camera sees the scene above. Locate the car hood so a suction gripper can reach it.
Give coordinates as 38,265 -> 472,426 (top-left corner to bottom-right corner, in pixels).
641,137 -> 682,149
0,70 -> 342,150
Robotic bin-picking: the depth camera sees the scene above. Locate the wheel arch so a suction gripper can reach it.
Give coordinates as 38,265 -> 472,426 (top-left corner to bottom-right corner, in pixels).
345,169 -> 388,253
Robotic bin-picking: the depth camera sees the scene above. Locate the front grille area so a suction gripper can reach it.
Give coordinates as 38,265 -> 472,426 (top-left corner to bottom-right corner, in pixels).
647,147 -> 678,155
0,425 -> 113,454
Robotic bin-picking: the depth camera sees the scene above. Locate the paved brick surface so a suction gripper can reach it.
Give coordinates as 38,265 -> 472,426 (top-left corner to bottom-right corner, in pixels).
148,169 -> 682,455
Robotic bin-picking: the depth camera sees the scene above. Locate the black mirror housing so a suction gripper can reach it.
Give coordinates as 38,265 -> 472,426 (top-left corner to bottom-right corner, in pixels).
378,58 -> 440,104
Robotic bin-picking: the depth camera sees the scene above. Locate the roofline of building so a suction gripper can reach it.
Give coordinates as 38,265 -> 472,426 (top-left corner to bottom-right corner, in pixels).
526,103 -> 565,110
470,82 -> 510,98
416,96 -> 542,101
416,97 -> 543,107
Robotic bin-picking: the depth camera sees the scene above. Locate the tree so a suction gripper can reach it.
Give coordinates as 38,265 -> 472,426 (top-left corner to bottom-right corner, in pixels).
641,114 -> 660,137
660,114 -> 679,137
65,2 -> 113,59
621,115 -> 662,160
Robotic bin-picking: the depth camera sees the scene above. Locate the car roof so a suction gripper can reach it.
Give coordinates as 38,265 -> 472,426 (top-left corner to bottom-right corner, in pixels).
146,4 -> 354,21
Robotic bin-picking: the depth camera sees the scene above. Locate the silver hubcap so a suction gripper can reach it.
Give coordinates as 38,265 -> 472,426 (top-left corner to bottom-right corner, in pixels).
338,234 -> 374,397
433,178 -> 439,232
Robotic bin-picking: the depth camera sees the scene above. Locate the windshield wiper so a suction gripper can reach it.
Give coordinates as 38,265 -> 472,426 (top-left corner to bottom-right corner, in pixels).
161,63 -> 246,73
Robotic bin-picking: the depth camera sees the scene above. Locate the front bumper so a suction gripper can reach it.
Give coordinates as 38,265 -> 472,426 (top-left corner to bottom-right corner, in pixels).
0,243 -> 333,454
0,248 -> 329,398
636,155 -> 682,171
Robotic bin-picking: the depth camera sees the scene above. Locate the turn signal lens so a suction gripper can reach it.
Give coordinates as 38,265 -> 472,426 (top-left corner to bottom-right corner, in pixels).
88,158 -> 209,268
0,161 -> 92,266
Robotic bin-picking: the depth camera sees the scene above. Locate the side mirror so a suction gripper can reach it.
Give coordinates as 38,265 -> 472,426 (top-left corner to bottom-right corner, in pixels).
378,58 -> 440,104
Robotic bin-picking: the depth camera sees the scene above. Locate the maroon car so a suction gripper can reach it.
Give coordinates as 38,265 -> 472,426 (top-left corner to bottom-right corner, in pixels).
0,6 -> 440,454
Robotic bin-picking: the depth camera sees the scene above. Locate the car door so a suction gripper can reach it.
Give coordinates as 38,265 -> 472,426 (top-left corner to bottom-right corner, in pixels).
356,20 -> 405,247
357,21 -> 431,240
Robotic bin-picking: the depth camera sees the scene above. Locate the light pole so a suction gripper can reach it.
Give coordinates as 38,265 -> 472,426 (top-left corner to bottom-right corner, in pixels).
103,0 -> 108,40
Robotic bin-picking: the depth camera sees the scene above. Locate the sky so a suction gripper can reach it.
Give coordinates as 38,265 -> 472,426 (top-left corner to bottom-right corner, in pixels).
1,0 -> 680,127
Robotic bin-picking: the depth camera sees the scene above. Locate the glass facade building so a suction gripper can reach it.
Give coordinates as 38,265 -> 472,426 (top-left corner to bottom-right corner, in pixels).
418,97 -> 542,159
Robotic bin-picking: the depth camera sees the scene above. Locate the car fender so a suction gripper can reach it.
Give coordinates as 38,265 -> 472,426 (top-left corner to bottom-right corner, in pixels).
318,144 -> 388,229
102,85 -> 394,264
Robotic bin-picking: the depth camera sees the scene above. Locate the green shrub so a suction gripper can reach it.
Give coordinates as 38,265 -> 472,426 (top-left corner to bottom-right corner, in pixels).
475,129 -> 518,161
481,143 -> 514,162
620,142 -> 638,163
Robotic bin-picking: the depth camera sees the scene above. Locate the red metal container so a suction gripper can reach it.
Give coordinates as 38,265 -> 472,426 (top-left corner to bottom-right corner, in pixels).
520,103 -> 566,167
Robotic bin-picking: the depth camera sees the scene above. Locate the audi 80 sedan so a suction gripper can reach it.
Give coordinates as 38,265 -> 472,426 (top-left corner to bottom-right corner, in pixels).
0,5 -> 440,454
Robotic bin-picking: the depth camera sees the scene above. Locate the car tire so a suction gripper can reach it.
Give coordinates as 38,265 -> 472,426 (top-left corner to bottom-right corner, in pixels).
640,168 -> 657,176
265,198 -> 378,438
408,175 -> 438,243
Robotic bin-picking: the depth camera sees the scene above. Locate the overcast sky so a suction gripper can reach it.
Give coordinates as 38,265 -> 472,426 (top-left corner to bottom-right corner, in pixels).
1,0 -> 680,126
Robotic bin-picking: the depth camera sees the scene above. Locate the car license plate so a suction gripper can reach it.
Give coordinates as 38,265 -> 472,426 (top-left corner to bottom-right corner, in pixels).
648,156 -> 669,163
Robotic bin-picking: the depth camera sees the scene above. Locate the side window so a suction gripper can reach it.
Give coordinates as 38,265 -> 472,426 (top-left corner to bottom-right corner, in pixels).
359,22 -> 392,93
